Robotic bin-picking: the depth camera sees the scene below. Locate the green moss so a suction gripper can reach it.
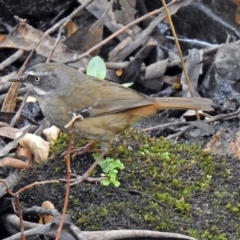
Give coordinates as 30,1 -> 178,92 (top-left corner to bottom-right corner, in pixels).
50,132 -> 69,154
17,128 -> 240,239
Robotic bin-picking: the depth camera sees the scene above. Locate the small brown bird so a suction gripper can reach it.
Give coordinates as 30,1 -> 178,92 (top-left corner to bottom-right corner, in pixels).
10,63 -> 212,184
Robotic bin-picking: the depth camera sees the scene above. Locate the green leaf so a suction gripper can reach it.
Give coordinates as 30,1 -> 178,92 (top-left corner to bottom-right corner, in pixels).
86,56 -> 106,80
121,82 -> 134,88
94,153 -> 125,187
101,179 -> 111,186
113,180 -> 120,187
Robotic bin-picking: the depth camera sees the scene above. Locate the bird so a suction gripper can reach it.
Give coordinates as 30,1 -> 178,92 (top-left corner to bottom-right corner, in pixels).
9,62 -> 213,184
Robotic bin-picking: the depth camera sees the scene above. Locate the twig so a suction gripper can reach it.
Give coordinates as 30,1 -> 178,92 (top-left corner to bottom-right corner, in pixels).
0,50 -> 25,71
15,180 -> 59,195
46,24 -> 67,62
0,87 -> 28,105
166,125 -> 193,140
105,61 -> 129,69
55,134 -> 72,240
143,121 -> 188,132
59,176 -> 104,183
166,36 -> 218,47
14,195 -> 26,240
10,89 -> 31,127
161,0 -> 200,120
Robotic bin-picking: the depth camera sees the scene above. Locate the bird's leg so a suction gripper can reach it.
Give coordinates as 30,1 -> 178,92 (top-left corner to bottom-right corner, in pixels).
63,114 -> 101,157
71,140 -> 100,158
61,140 -> 100,157
69,149 -> 107,186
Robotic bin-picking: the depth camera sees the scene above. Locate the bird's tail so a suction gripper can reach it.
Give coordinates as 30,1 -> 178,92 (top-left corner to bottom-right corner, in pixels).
154,97 -> 213,111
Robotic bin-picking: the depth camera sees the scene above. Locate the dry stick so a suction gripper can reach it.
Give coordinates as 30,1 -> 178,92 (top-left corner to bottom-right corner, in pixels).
0,87 -> 28,105
46,23 -> 69,63
143,121 -> 188,132
105,61 -> 129,69
67,0 -> 177,63
55,134 -> 72,240
166,125 -> 193,140
14,195 -> 26,240
15,180 -> 59,195
0,50 -> 25,71
10,89 -> 31,127
161,0 -> 200,121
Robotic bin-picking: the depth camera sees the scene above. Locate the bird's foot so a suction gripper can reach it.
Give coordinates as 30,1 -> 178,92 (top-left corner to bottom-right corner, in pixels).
68,173 -> 105,185
61,140 -> 99,158
61,150 -> 107,186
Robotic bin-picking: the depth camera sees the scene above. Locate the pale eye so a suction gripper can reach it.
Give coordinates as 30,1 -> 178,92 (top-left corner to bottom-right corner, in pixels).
35,76 -> 41,82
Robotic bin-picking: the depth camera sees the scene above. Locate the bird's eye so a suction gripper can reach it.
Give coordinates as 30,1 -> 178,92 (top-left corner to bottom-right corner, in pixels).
35,76 -> 41,82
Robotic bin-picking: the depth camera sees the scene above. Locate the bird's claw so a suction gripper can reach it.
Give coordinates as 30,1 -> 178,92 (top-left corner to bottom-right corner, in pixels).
60,173 -> 104,186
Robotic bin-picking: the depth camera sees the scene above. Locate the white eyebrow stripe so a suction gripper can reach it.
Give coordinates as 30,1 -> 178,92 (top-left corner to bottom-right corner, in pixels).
26,70 -> 52,76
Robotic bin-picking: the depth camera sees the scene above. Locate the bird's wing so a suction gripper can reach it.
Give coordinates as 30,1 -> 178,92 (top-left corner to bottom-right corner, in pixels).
63,75 -> 155,118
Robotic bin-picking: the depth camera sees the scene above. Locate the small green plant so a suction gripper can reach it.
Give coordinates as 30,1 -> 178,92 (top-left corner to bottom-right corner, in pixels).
93,154 -> 125,187
86,56 -> 106,80
86,56 -> 133,87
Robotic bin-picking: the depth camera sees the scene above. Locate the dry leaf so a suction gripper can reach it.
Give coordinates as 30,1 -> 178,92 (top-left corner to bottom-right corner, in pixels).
0,22 -> 87,64
15,147 -> 33,161
183,110 -> 204,117
181,49 -> 203,98
115,69 -> 123,76
39,201 -> 55,224
16,133 -> 50,164
65,20 -> 79,38
145,59 -> 169,80
108,0 -> 191,61
81,0 -> 114,55
43,125 -> 61,142
26,95 -> 37,103
114,0 -> 136,26
0,125 -> 30,158
78,0 -> 132,41
81,17 -> 104,55
0,126 -> 23,139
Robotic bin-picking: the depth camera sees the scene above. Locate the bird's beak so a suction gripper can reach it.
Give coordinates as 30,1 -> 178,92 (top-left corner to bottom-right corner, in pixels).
8,76 -> 26,83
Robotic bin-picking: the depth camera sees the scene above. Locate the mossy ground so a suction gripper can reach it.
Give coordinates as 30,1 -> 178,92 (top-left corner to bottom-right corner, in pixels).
16,129 -> 240,240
